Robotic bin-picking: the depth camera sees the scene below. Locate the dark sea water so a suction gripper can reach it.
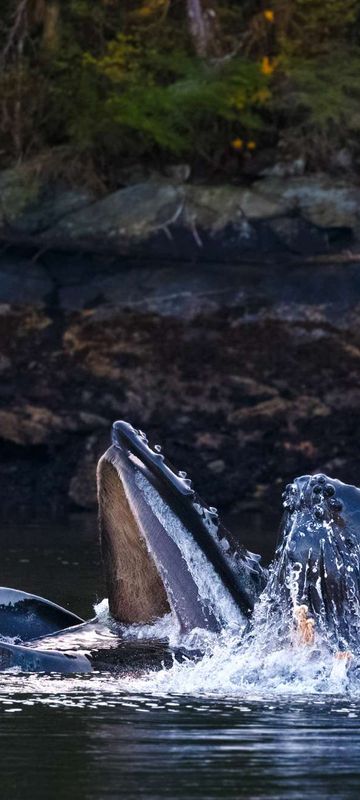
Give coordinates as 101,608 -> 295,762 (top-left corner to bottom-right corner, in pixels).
1,516 -> 360,800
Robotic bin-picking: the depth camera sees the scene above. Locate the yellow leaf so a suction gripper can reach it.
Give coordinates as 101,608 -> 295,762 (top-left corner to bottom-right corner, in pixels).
263,10 -> 274,23
136,0 -> 167,18
254,88 -> 271,103
260,56 -> 277,76
231,138 -> 244,151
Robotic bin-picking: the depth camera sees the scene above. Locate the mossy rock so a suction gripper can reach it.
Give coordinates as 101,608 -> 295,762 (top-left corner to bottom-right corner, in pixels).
0,167 -> 40,227
0,165 -> 94,235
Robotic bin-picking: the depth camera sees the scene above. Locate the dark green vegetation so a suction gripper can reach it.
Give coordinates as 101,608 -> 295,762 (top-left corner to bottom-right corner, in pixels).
1,0 -> 360,186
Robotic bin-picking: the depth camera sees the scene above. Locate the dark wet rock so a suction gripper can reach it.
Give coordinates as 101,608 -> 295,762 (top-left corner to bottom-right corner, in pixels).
164,164 -> 191,183
0,258 -> 53,305
0,404 -> 109,447
0,354 -> 10,374
43,182 -> 184,248
0,169 -> 358,259
260,157 -> 306,178
58,263 -> 251,315
330,148 -> 353,173
0,166 -> 94,234
183,184 -> 288,227
268,217 -> 332,255
69,433 -> 109,509
207,459 -> 226,475
1,255 -> 360,517
15,184 -> 94,235
57,257 -> 360,318
254,174 -> 360,229
42,181 -> 293,260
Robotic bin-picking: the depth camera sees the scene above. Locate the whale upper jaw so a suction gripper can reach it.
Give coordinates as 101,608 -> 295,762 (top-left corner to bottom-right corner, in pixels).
270,474 -> 360,649
97,421 -> 267,634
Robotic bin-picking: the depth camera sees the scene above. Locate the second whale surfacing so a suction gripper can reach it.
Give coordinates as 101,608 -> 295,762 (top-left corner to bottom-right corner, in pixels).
266,474 -> 360,652
1,420 -> 360,673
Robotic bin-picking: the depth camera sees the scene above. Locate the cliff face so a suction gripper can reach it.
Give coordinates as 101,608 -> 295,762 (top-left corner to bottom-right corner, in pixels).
1,255 -> 360,521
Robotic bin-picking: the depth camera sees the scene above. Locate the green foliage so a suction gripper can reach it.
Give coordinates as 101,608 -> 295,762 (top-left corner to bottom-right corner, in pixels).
285,54 -> 360,131
275,51 -> 360,159
0,0 -> 360,177
273,0 -> 359,55
70,39 -> 267,156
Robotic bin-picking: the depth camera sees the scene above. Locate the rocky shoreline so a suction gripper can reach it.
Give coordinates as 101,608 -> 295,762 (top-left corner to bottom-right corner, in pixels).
1,167 -> 360,521
0,167 -> 359,274
1,243 -> 360,522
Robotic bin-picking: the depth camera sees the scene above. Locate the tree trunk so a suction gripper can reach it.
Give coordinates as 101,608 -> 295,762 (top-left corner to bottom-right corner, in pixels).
186,0 -> 214,57
41,0 -> 60,51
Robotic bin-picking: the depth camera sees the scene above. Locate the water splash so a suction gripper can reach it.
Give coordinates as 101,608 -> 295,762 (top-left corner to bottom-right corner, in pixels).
1,580 -> 359,711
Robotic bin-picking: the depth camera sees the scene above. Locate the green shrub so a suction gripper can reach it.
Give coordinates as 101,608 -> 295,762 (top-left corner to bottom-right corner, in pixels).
70,39 -> 269,156
0,0 -> 360,177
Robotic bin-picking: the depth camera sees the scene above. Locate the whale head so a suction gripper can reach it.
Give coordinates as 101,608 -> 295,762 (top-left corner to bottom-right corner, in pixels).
269,474 -> 360,650
97,421 -> 267,634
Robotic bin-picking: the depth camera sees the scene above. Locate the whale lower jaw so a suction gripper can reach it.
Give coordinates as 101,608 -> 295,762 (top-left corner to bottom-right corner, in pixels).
97,446 -> 171,625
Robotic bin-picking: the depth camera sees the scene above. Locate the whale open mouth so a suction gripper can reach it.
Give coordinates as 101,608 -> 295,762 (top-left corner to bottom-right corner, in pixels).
97,421 -> 267,634
269,474 -> 360,648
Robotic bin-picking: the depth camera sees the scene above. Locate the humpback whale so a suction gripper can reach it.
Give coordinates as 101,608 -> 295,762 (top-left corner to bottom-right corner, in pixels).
267,474 -> 360,652
1,421 -> 359,672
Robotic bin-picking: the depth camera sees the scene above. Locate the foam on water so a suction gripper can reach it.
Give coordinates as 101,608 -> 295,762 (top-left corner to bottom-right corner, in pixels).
118,574 -> 357,698
0,579 -> 359,711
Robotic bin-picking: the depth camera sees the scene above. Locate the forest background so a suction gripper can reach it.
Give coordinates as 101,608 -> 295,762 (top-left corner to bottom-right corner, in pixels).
1,0 -> 359,190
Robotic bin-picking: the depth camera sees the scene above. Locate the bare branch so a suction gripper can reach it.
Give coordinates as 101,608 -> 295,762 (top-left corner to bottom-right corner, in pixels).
1,0 -> 29,64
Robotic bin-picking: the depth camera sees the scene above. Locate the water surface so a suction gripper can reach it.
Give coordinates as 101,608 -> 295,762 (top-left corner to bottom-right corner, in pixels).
0,516 -> 359,800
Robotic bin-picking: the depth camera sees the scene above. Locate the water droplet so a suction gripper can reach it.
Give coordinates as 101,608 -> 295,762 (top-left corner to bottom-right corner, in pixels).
154,444 -> 162,453
330,498 -> 343,512
179,471 -> 187,479
314,505 -> 325,520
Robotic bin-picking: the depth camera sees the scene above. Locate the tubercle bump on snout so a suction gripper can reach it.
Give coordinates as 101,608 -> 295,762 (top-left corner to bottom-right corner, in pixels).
111,420 -> 220,527
281,474 -> 343,519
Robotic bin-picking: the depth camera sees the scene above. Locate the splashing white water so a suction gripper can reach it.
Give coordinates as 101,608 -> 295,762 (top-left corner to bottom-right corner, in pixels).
0,593 -> 358,711
118,580 -> 356,698
86,578 -> 359,699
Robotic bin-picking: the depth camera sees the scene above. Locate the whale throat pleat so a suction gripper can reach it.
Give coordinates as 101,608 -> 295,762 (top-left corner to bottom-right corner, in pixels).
97,449 -> 170,625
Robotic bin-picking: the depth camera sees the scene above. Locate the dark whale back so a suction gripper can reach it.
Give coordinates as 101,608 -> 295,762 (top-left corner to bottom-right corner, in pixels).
0,588 -> 84,642
0,641 -> 91,673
